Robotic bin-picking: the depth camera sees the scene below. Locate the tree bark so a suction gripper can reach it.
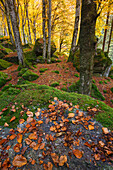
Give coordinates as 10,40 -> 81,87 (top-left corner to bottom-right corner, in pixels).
68,0 -> 81,62
47,0 -> 51,62
42,0 -> 46,61
26,2 -> 32,44
79,0 -> 97,95
7,0 -> 24,66
102,6 -> 110,52
107,18 -> 113,53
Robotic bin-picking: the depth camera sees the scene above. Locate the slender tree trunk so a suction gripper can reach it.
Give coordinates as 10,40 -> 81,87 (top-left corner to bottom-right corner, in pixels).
79,0 -> 97,95
68,0 -> 81,61
21,5 -> 26,44
47,0 -> 51,62
102,6 -> 110,52
26,4 -> 32,44
107,18 -> 113,53
7,0 -> 24,66
42,0 -> 46,61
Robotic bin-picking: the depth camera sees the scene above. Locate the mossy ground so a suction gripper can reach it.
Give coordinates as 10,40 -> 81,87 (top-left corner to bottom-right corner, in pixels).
0,72 -> 12,87
0,59 -> 12,70
22,70 -> 39,81
0,83 -> 113,129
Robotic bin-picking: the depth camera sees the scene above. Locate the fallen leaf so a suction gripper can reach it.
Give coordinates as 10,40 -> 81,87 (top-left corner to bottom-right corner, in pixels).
9,134 -> 17,140
102,127 -> 109,134
4,122 -> 9,127
99,141 -> 105,147
29,133 -> 38,140
88,125 -> 94,130
26,110 -> 33,117
17,133 -> 23,143
50,126 -> 56,131
54,97 -> 58,101
78,112 -> 84,117
94,154 -> 100,160
35,111 -> 40,117
37,120 -> 43,125
27,117 -> 33,123
24,138 -> 32,145
73,149 -> 83,159
51,153 -> 59,163
10,116 -> 16,122
31,160 -> 36,165
40,143 -> 45,149
19,119 -> 25,124
2,107 -> 7,112
30,142 -> 36,148
48,162 -> 53,170
59,155 -> 67,166
13,144 -> 20,153
84,142 -> 91,148
12,155 -> 27,167
68,113 -> 75,118
33,144 -> 40,150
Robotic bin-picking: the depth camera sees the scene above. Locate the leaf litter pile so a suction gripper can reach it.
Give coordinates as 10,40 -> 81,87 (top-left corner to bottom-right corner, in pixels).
0,97 -> 113,169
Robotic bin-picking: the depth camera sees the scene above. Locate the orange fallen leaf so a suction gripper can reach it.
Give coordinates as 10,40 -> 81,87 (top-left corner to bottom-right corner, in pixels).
4,122 -> 9,127
88,125 -> 94,130
47,162 -> 53,170
51,153 -> 59,163
54,97 -> 58,101
94,154 -> 100,160
59,155 -> 67,166
19,119 -> 25,124
73,149 -> 83,159
40,143 -> 45,149
12,155 -> 27,167
37,120 -> 43,125
78,112 -> 84,117
13,144 -> 20,153
84,142 -> 91,148
27,117 -> 33,123
29,133 -> 38,140
31,160 -> 36,165
30,142 -> 36,148
6,145 -> 11,150
68,113 -> 75,118
2,107 -> 7,112
10,116 -> 16,122
99,141 -> 105,147
102,127 -> 109,134
24,138 -> 32,145
17,133 -> 23,143
50,126 -> 56,131
35,111 -> 40,117
26,110 -> 33,117
33,144 -> 40,150
9,134 -> 17,140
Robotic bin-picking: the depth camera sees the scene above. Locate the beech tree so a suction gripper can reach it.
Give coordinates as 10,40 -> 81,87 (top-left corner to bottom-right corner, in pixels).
47,0 -> 51,62
42,0 -> 46,61
7,0 -> 24,66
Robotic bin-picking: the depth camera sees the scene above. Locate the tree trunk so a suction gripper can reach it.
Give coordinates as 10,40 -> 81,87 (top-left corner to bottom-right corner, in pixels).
102,6 -> 110,52
21,4 -> 26,44
68,0 -> 81,62
26,5 -> 32,44
79,0 -> 97,95
7,0 -> 24,66
47,0 -> 51,62
107,18 -> 113,53
42,0 -> 46,61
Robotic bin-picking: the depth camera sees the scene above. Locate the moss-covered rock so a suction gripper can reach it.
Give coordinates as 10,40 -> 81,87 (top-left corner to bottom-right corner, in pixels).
39,68 -> 48,73
1,41 -> 15,51
33,38 -> 56,57
72,48 -> 112,76
22,70 -> 39,81
0,72 -> 12,88
50,82 -> 59,87
18,68 -> 28,77
109,66 -> 113,78
0,59 -> 12,70
0,51 -> 5,59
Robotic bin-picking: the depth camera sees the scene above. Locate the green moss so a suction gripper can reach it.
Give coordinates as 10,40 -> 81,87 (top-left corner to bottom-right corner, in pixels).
7,87 -> 21,95
0,59 -> 12,70
111,87 -> 113,93
92,79 -> 96,83
22,70 -> 39,81
50,82 -> 59,87
5,48 -> 13,53
74,73 -> 79,77
39,68 -> 48,73
99,81 -> 103,84
0,72 -> 12,88
52,70 -> 59,74
18,68 -> 28,76
91,84 -> 105,101
61,87 -> 67,91
0,83 -> 113,129
17,78 -> 31,85
0,51 -> 5,59
104,80 -> 107,84
103,90 -> 107,93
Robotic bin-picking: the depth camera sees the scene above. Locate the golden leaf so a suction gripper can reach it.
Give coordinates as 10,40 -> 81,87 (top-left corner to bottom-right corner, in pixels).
73,149 -> 83,159
12,155 -> 27,167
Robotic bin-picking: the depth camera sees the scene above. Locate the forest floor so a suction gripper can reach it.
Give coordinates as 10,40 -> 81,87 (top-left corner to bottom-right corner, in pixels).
1,52 -> 113,108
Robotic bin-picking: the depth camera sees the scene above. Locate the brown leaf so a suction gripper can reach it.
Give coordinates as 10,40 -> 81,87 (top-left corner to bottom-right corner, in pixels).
26,110 -> 33,117
48,162 -> 53,170
94,154 -> 100,160
51,153 -> 59,163
84,142 -> 91,148
78,111 -> 84,117
0,139 -> 7,145
37,120 -> 43,125
68,113 -> 75,118
4,122 -> 9,127
31,160 -> 36,165
19,119 -> 25,124
27,117 -> 33,123
10,116 -> 16,122
99,141 -> 105,147
21,146 -> 28,155
29,133 -> 38,140
50,126 -> 56,131
40,143 -> 45,149
59,155 -> 67,166
24,138 -> 32,145
88,125 -> 94,130
13,144 -> 20,153
73,149 -> 83,159
33,144 -> 40,150
9,134 -> 17,140
30,142 -> 36,148
35,111 -> 40,117
12,155 -> 27,167
17,133 -> 23,143
102,127 -> 109,134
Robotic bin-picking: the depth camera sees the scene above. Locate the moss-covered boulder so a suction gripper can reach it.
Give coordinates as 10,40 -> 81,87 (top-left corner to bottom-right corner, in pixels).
0,59 -> 12,70
0,50 -> 5,59
1,41 -> 15,51
0,72 -> 12,88
18,68 -> 28,77
22,70 -> 39,81
109,66 -> 113,79
33,38 -> 56,57
72,48 -> 112,76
